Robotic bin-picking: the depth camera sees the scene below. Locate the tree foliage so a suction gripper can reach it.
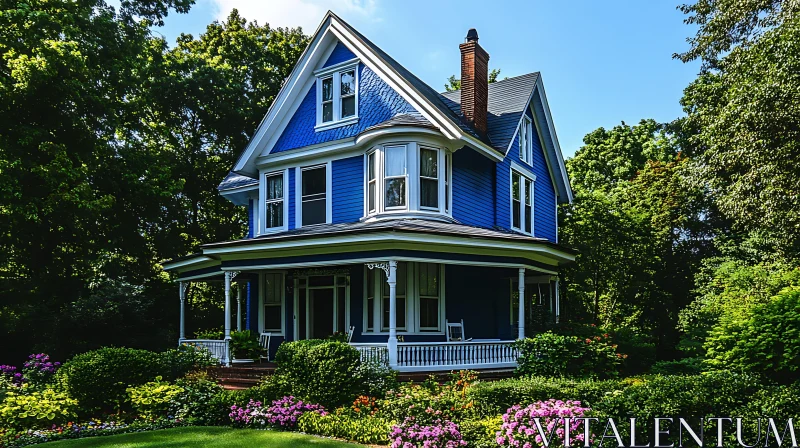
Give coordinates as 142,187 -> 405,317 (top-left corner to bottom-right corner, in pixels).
444,68 -> 502,91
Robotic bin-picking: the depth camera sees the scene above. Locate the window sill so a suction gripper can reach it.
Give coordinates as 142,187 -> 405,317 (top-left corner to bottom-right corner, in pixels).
315,116 -> 358,132
257,226 -> 287,237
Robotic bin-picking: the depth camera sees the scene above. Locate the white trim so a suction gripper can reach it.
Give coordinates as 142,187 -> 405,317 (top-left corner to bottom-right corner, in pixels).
163,255 -> 216,271
509,168 -> 535,236
219,183 -> 258,195
315,116 -> 358,132
510,161 -> 537,183
315,59 -> 360,130
534,77 -> 573,202
176,271 -> 225,282
313,57 -> 360,77
260,169 -> 290,235
296,163 -> 332,227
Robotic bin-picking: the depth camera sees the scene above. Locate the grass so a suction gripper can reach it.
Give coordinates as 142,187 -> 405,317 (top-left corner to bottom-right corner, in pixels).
39,426 -> 365,447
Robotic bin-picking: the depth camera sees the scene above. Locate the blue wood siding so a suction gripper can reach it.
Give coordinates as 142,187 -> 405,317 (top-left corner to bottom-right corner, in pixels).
494,132 -> 517,229
247,199 -> 254,238
288,168 -> 296,230
271,64 -> 420,153
445,265 -> 514,340
332,155 -> 364,223
451,147 -> 494,228
323,42 -> 355,68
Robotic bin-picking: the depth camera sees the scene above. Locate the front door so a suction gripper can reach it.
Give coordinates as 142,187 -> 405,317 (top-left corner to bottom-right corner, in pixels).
294,274 -> 349,340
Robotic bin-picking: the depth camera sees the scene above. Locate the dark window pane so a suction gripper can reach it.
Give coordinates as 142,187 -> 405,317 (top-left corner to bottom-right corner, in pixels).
341,96 -> 355,118
322,77 -> 333,101
384,146 -> 405,177
382,262 -> 407,296
266,202 -> 283,228
340,70 -> 355,95
368,182 -> 376,212
513,201 -> 521,228
366,298 -> 374,331
385,178 -> 406,208
266,174 -> 283,200
264,306 -> 281,331
383,297 -> 406,329
420,148 -> 438,178
368,153 -> 375,180
308,275 -> 334,287
525,205 -> 532,233
421,178 -> 438,208
264,275 -> 281,304
419,297 -> 438,329
418,263 -> 439,297
337,288 -> 346,332
512,172 -> 521,201
302,167 -> 326,196
525,179 -> 532,205
302,199 -> 325,225
322,102 -> 333,122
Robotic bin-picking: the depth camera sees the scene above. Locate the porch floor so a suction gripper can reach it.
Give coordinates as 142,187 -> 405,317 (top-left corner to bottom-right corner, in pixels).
208,364 -> 515,390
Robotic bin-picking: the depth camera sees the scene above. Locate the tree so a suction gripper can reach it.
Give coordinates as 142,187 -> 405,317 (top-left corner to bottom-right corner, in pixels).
678,0 -> 800,259
444,68 -> 502,91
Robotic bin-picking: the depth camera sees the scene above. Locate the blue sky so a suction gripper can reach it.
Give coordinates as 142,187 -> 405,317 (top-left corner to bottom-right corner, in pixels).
152,0 -> 700,158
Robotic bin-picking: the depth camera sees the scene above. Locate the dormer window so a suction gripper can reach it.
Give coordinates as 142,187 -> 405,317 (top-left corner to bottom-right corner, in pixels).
519,115 -> 533,164
315,60 -> 359,131
365,142 -> 451,218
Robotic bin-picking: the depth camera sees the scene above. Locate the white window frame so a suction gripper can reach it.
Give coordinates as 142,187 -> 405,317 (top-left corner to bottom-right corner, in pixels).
362,262 -> 446,335
383,144 -> 408,211
418,146 -> 442,211
510,164 -> 536,236
295,162 -> 332,228
259,272 -> 285,336
519,115 -> 533,165
314,59 -> 360,132
259,169 -> 289,235
363,142 -> 451,218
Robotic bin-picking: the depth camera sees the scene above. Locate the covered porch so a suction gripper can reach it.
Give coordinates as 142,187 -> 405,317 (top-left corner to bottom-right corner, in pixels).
163,220 -> 574,372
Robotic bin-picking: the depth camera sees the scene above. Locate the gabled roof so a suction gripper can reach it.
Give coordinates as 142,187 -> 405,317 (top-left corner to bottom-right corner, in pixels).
440,72 -> 539,152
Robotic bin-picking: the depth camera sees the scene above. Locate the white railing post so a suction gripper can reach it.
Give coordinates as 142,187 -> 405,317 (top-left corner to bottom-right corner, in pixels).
179,282 -> 187,341
555,278 -> 561,324
387,260 -> 398,368
518,268 -> 526,340
224,272 -> 232,341
236,283 -> 242,332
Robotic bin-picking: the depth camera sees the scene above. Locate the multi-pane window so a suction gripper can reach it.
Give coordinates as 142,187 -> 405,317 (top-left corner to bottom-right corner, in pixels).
263,274 -> 282,332
321,77 -> 333,123
511,170 -> 534,235
382,262 -> 407,331
302,165 -> 326,226
419,147 -> 439,209
340,70 -> 356,119
316,64 -> 358,127
444,153 -> 451,213
519,116 -> 533,164
418,263 -> 440,331
384,145 -> 407,209
367,151 -> 376,213
265,172 -> 284,229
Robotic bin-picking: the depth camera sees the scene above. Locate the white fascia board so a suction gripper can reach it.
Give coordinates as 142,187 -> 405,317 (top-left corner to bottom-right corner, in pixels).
163,255 -> 217,271
535,75 -> 573,203
202,231 -> 575,263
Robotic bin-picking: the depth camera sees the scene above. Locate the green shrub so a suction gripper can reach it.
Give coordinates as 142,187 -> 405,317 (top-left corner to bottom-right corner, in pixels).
127,377 -> 184,420
515,331 -> 623,379
460,416 -> 502,448
0,387 -> 78,430
298,411 -> 393,445
159,345 -> 216,380
467,376 -> 627,417
379,371 -> 478,424
355,359 -> 398,398
229,330 -> 262,360
705,287 -> 800,383
611,328 -> 657,375
173,371 -> 224,425
650,358 -> 704,375
57,347 -> 163,413
273,340 -> 361,408
201,376 -> 289,426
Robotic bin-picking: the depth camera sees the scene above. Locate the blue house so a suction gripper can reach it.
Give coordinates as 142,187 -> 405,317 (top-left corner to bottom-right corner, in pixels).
163,12 -> 575,371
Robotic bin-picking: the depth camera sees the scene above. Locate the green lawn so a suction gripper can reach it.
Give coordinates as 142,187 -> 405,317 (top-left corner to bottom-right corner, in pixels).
39,426 -> 366,447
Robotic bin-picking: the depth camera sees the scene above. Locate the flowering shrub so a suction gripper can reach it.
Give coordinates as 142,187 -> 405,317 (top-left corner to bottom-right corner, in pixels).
496,400 -> 592,447
352,395 -> 379,416
515,332 -> 624,379
127,377 -> 184,420
229,396 -> 327,429
390,417 -> 467,448
380,372 -> 477,424
22,354 -> 61,387
1,364 -> 25,387
0,417 -> 183,447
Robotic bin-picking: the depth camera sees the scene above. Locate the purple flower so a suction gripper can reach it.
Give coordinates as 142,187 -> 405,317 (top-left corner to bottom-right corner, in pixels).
229,396 -> 326,429
390,417 -> 467,448
496,400 -> 592,447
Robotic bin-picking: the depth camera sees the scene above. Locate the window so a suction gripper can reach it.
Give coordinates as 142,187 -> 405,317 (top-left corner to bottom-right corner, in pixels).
519,116 -> 533,164
301,165 -> 326,226
367,151 -> 376,213
263,273 -> 283,333
511,169 -> 534,235
363,262 -> 444,334
381,262 -> 407,331
384,145 -> 407,209
265,172 -> 284,229
315,62 -> 359,129
419,147 -> 439,209
418,263 -> 440,331
444,153 -> 451,213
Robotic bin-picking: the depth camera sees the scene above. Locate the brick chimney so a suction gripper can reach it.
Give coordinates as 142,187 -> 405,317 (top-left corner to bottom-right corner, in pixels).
459,28 -> 489,134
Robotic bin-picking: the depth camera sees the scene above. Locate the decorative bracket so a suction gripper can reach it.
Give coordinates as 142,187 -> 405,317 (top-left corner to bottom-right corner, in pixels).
365,262 -> 390,277
179,282 -> 189,301
227,271 -> 241,281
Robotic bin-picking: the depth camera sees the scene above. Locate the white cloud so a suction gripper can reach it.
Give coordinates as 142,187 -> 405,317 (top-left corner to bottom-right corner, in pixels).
210,0 -> 379,32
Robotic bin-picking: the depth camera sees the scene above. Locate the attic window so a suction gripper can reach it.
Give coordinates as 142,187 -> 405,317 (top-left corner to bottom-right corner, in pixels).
315,59 -> 359,131
519,116 -> 533,164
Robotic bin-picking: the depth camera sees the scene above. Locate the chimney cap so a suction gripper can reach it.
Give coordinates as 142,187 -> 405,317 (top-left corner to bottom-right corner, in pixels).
465,28 -> 479,42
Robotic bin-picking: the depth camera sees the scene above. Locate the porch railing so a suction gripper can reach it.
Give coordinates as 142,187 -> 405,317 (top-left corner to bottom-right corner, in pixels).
180,338 -> 230,365
350,343 -> 390,365
351,340 -> 519,372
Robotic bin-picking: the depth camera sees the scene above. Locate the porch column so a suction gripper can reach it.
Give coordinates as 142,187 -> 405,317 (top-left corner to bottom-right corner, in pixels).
224,272 -> 232,340
179,282 -> 186,341
555,278 -> 561,324
236,284 -> 243,331
518,268 -> 526,340
387,260 -> 398,368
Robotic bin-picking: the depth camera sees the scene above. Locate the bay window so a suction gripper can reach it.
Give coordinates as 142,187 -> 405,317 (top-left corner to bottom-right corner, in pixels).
315,61 -> 359,130
364,142 -> 451,217
511,168 -> 535,235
